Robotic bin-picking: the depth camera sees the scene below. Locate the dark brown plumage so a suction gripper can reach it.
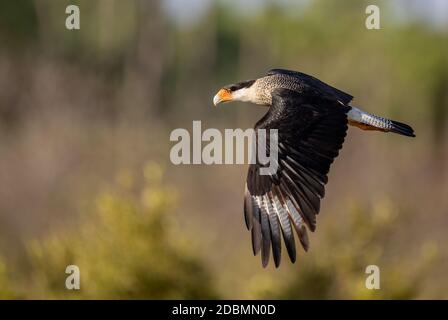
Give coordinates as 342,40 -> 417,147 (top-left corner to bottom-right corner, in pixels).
214,68 -> 415,267
245,88 -> 350,267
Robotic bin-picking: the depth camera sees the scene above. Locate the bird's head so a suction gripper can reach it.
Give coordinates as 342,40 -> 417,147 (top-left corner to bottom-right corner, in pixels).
213,79 -> 256,106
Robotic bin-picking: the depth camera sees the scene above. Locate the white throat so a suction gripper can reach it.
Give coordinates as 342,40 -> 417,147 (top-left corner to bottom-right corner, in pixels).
232,87 -> 256,103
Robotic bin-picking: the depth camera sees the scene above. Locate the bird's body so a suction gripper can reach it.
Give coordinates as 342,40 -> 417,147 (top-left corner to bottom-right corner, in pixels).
213,68 -> 415,268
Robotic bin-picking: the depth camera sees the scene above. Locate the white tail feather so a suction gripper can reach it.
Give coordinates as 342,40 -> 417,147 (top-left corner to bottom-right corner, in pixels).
348,107 -> 392,130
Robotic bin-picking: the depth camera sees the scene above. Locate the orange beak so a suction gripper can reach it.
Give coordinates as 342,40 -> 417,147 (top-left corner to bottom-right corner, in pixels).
213,88 -> 233,106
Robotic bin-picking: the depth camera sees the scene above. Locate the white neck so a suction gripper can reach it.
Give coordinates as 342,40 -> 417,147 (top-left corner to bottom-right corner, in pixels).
232,87 -> 256,103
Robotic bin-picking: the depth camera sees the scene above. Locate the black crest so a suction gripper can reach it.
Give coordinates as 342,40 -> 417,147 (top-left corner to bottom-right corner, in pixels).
224,79 -> 255,92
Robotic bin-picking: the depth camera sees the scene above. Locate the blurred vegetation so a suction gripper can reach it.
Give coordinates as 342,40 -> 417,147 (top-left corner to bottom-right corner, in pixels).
0,163 -> 218,299
0,0 -> 447,299
0,166 -> 436,299
254,199 -> 438,299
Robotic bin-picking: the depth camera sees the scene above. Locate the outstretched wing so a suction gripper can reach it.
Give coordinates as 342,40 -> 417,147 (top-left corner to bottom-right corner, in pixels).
245,88 -> 350,267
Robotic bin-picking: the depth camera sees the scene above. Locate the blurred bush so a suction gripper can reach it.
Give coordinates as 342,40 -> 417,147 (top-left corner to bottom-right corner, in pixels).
251,199 -> 438,299
0,163 -> 218,299
0,260 -> 19,299
0,171 -> 439,299
0,0 -> 446,299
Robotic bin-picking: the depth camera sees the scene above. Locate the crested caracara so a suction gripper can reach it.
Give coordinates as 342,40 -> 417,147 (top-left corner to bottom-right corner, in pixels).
213,68 -> 415,268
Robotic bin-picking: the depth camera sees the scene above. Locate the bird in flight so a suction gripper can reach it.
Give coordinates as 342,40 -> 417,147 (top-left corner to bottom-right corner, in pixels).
213,68 -> 415,268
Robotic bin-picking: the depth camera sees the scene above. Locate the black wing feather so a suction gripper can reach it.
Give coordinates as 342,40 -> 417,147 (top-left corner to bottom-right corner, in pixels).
271,187 -> 296,262
258,197 -> 271,268
265,195 -> 282,267
245,88 -> 349,267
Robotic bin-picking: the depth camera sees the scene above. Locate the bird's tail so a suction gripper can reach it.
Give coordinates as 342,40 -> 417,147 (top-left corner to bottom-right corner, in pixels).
347,107 -> 415,137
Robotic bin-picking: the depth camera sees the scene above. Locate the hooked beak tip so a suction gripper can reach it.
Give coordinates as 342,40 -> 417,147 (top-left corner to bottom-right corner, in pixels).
213,94 -> 220,106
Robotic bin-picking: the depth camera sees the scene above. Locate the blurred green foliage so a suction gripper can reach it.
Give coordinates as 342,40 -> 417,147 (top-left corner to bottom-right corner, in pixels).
0,0 -> 446,299
0,182 -> 438,299
0,0 -> 38,48
253,199 -> 438,299
0,164 -> 218,299
0,260 -> 18,299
